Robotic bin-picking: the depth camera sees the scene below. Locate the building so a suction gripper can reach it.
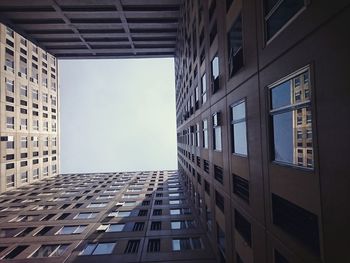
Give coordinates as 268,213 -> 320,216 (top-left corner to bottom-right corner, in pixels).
0,170 -> 215,262
0,24 -> 59,193
0,1 -> 349,263
174,1 -> 349,263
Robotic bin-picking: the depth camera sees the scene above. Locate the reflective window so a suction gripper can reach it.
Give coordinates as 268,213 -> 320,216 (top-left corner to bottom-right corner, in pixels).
202,119 -> 208,149
227,14 -> 243,78
264,0 -> 305,40
80,242 -> 115,255
31,244 -> 69,258
231,101 -> 247,155
211,55 -> 220,92
106,224 -> 125,232
213,113 -> 222,151
57,225 -> 86,235
201,74 -> 207,103
269,67 -> 313,168
172,238 -> 202,251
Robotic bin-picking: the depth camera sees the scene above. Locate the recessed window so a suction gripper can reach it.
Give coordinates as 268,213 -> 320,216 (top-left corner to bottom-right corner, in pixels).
74,212 -> 98,219
124,240 -> 140,254
231,100 -> 248,156
108,211 -> 131,218
211,55 -> 220,92
202,119 -> 208,149
57,225 -> 86,235
80,242 -> 115,256
31,244 -> 69,258
147,239 -> 160,252
171,220 -> 195,230
269,67 -> 313,168
87,202 -> 107,208
201,73 -> 207,104
264,0 -> 305,41
4,245 -> 28,259
150,221 -> 162,231
172,238 -> 202,251
213,113 -> 222,151
227,14 -> 243,78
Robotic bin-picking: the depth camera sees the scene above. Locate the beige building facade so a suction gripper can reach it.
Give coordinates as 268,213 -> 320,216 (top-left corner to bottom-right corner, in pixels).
0,24 -> 59,193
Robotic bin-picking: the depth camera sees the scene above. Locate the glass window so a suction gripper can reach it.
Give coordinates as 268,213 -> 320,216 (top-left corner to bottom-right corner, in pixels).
170,209 -> 181,215
211,55 -> 220,92
227,14 -> 243,78
213,113 -> 222,151
80,243 -> 115,256
31,244 -> 69,258
231,100 -> 248,155
269,67 -> 313,168
106,224 -> 125,232
264,0 -> 305,40
201,74 -> 207,103
202,119 -> 208,149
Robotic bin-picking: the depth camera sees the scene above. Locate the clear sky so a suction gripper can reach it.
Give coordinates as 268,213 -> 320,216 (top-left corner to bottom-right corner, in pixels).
58,58 -> 177,174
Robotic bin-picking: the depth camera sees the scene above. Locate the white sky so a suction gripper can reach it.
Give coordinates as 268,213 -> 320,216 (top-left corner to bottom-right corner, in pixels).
58,58 -> 177,174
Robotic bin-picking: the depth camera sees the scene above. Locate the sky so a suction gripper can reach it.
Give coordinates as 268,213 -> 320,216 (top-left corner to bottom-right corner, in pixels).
58,58 -> 177,174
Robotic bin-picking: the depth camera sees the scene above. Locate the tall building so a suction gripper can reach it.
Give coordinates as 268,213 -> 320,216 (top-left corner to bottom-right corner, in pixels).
174,1 -> 349,263
0,1 -> 349,263
0,170 -> 215,262
0,24 -> 59,193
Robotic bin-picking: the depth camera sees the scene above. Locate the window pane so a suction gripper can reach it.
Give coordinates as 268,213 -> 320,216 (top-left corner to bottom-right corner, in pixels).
232,102 -> 246,121
272,111 -> 293,164
53,245 -> 69,256
80,244 -> 96,255
107,224 -> 125,232
93,243 -> 115,255
171,221 -> 181,229
212,56 -> 219,79
233,122 -> 247,155
271,80 -> 292,109
172,240 -> 181,251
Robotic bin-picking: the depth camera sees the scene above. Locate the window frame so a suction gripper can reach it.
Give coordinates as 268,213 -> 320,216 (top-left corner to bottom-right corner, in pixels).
230,99 -> 248,157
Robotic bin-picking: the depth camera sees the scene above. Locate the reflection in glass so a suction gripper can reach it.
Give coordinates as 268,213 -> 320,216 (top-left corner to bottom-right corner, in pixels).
231,101 -> 247,156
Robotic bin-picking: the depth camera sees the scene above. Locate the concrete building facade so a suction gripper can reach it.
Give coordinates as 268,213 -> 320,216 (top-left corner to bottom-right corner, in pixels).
0,170 -> 215,262
0,23 -> 59,193
175,1 -> 350,263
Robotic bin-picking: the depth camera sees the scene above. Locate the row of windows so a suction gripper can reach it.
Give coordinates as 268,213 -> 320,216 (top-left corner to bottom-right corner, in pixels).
4,116 -> 57,132
1,136 -> 57,149
176,0 -> 306,124
178,67 -> 313,169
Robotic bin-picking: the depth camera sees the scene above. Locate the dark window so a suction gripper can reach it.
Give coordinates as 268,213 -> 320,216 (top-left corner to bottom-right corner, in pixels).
57,213 -> 70,220
274,249 -> 289,263
204,180 -> 210,195
138,210 -> 148,217
3,245 -> 28,259
227,14 -> 243,78
233,174 -> 249,203
16,227 -> 36,237
215,191 -> 225,213
147,239 -> 160,252
214,165 -> 223,184
41,214 -> 55,221
210,22 -> 217,45
154,200 -> 163,205
142,200 -> 150,206
209,0 -> 216,21
264,0 -> 305,40
34,226 -> 53,236
272,193 -> 320,255
133,222 -> 145,231
197,173 -> 202,185
203,160 -> 209,173
150,221 -> 162,231
153,209 -> 162,216
235,210 -> 251,247
124,240 -> 140,254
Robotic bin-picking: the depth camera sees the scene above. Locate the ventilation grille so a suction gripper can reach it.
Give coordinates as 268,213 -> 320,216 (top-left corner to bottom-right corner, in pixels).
272,194 -> 320,255
233,174 -> 249,203
214,165 -> 223,184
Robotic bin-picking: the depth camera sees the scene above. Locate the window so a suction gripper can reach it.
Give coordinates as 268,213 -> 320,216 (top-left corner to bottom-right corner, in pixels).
215,191 -> 225,212
217,223 -> 226,254
147,239 -> 160,252
104,224 -> 125,232
213,113 -> 222,151
33,168 -> 39,179
20,172 -> 28,183
138,209 -> 148,216
172,238 -> 202,251
214,165 -> 223,184
211,55 -> 220,92
233,174 -> 249,203
6,117 -> 14,129
6,78 -> 14,93
150,221 -> 161,231
31,244 -> 69,258
204,180 -> 210,195
171,220 -> 195,230
15,227 -> 36,237
152,209 -> 162,216
87,202 -> 107,208
3,245 -> 28,259
80,242 -> 115,255
124,240 -> 140,254
57,225 -> 86,235
202,119 -> 208,148
201,73 -> 207,103
235,210 -> 251,247
227,14 -> 243,77
272,193 -> 320,255
108,211 -> 131,217
74,212 -> 98,220
34,226 -> 53,236
231,100 -> 248,155
264,0 -> 305,40
269,67 -> 313,168
20,85 -> 28,97
169,199 -> 181,205
6,174 -> 15,188
133,222 -> 145,231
